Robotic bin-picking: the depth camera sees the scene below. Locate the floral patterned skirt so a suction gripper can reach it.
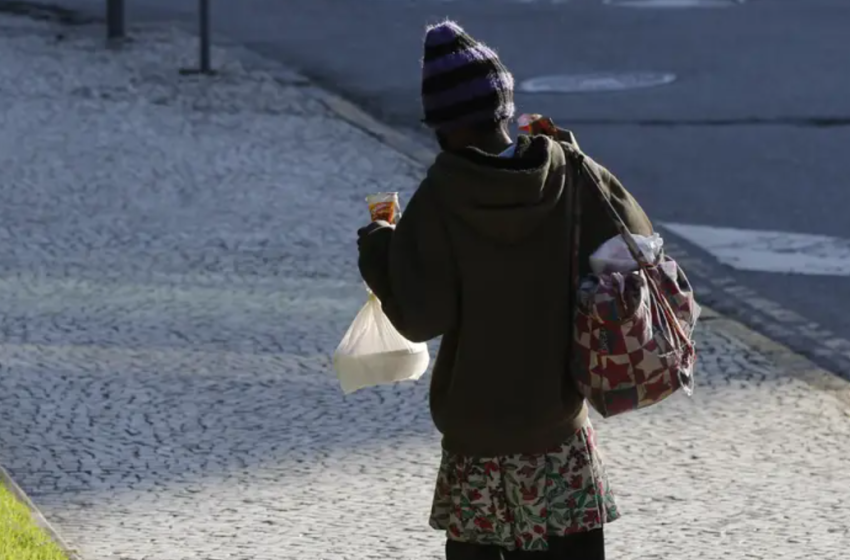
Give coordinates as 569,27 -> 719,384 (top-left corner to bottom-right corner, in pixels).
429,420 -> 620,552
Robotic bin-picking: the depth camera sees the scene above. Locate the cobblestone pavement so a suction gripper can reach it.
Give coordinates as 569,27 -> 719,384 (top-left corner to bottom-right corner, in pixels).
0,14 -> 849,560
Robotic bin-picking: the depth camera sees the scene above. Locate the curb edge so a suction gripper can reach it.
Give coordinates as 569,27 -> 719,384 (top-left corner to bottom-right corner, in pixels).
0,464 -> 83,560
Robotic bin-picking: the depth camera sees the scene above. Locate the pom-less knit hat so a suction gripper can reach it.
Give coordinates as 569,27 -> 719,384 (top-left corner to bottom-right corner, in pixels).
421,20 -> 515,132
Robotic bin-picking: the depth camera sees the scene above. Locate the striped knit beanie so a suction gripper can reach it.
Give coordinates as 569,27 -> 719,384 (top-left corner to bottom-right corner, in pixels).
421,21 -> 515,132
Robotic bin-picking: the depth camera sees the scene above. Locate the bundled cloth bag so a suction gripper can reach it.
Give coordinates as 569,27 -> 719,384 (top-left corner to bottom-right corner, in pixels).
562,140 -> 700,418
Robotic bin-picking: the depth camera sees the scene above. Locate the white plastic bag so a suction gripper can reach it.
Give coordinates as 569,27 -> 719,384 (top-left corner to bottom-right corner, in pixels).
589,233 -> 664,275
333,293 -> 430,395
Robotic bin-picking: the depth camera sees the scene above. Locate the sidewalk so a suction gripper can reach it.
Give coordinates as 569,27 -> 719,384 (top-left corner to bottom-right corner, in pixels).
0,13 -> 848,560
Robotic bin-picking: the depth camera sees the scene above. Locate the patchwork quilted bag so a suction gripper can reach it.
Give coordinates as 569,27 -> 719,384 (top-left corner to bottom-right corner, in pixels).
562,139 -> 700,418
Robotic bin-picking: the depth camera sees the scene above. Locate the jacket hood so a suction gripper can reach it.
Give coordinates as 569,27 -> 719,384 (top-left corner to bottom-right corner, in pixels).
427,135 -> 568,244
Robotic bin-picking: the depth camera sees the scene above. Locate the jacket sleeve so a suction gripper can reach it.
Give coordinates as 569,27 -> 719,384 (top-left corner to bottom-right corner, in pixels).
357,183 -> 458,343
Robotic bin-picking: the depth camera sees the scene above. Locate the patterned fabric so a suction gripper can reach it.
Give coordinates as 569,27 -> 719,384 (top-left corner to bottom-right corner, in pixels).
430,421 -> 619,552
421,20 -> 515,131
573,256 -> 701,418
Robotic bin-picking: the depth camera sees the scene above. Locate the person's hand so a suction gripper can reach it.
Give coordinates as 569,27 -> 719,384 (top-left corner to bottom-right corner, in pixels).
357,220 -> 394,298
357,220 -> 389,237
357,220 -> 394,250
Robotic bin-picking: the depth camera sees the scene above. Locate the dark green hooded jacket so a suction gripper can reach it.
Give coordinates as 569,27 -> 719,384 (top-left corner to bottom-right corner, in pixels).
358,133 -> 653,456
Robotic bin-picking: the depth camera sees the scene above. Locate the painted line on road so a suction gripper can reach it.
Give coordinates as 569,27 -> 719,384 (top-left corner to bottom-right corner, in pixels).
661,222 -> 850,276
519,72 -> 677,94
604,0 -> 744,7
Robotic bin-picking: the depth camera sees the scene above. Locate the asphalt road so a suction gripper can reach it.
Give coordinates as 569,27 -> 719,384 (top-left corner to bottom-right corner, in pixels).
39,0 -> 850,377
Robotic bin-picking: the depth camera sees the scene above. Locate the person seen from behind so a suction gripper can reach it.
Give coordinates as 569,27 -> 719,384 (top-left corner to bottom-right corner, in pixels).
357,20 -> 654,560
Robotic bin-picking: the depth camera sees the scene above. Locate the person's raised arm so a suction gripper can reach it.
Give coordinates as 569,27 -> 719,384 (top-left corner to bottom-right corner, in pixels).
358,183 -> 458,343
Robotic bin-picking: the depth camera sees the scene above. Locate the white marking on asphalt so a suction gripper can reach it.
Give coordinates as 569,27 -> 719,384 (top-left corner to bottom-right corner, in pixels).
661,223 -> 850,276
604,0 -> 743,7
519,72 -> 676,94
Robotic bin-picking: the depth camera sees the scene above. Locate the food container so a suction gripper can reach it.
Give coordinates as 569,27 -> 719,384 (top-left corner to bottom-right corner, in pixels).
366,192 -> 400,224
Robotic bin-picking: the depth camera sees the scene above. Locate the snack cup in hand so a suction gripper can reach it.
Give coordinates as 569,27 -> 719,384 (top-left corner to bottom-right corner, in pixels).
366,192 -> 400,224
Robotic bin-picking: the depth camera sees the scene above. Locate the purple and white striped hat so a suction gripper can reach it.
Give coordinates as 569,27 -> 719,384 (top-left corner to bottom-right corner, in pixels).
421,20 -> 515,131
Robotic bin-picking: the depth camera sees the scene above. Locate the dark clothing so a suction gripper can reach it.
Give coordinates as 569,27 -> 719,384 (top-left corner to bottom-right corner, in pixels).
358,134 -> 653,457
445,529 -> 605,560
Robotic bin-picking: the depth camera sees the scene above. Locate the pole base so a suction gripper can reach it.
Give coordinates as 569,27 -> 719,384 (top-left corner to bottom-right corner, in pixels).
106,36 -> 131,49
178,68 -> 217,76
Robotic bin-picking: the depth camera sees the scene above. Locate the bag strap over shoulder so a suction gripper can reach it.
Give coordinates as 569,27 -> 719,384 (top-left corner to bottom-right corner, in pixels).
558,132 -> 651,268
561,135 -> 583,312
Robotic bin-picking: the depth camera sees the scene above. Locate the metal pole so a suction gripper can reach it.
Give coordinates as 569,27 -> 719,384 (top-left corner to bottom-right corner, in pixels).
199,0 -> 211,73
106,0 -> 125,40
179,0 -> 215,75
